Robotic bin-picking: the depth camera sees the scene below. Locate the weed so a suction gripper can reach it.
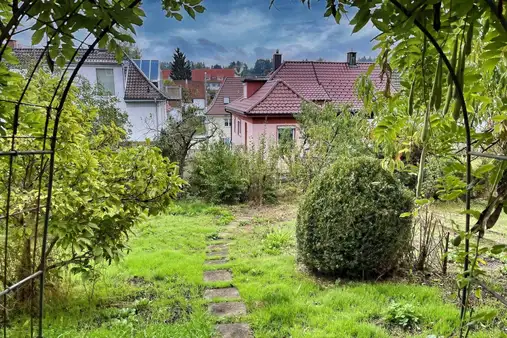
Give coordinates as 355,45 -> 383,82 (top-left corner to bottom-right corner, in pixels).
384,301 -> 421,330
262,227 -> 293,255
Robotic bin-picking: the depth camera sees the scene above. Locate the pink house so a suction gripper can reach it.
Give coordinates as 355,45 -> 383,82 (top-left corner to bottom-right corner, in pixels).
225,51 -> 387,148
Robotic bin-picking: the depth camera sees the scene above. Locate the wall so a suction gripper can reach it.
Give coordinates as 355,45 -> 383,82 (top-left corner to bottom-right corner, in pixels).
126,100 -> 167,141
207,114 -> 231,143
244,81 -> 264,98
77,65 -> 127,112
231,113 -> 299,149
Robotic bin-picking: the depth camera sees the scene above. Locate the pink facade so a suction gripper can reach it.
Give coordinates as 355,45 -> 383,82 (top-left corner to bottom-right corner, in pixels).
231,113 -> 299,149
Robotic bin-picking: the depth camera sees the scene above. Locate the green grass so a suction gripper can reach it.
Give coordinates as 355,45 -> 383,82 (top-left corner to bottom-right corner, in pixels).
229,218 -> 507,338
8,201 -> 507,337
9,202 -> 231,338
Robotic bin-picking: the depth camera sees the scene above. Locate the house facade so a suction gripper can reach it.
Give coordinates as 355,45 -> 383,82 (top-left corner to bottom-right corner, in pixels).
12,48 -> 173,141
225,51 -> 386,148
206,77 -> 244,143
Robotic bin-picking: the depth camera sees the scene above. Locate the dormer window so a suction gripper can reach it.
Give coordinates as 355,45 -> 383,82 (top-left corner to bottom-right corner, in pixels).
224,97 -> 230,104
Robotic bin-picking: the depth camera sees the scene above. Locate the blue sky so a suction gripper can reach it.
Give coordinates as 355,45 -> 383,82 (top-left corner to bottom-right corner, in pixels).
137,0 -> 379,66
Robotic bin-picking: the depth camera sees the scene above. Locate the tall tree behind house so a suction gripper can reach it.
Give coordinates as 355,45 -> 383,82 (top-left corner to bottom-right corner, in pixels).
170,48 -> 192,80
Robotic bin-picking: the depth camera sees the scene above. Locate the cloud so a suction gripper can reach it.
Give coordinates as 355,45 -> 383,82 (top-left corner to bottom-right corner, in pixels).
133,0 -> 379,65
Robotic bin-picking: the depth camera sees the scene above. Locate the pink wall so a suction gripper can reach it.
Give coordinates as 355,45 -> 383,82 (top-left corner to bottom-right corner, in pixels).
231,113 -> 299,149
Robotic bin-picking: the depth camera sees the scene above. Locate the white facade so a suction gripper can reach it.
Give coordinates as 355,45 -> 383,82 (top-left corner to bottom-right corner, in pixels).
125,101 -> 167,141
207,114 -> 231,143
76,64 -> 165,141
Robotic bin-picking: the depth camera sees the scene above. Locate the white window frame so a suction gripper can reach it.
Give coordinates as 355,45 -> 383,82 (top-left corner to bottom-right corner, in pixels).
224,118 -> 231,127
224,97 -> 230,104
277,126 -> 296,143
96,68 -> 115,95
237,120 -> 242,136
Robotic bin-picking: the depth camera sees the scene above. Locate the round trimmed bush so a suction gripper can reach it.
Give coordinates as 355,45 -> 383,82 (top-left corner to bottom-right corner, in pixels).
296,156 -> 413,278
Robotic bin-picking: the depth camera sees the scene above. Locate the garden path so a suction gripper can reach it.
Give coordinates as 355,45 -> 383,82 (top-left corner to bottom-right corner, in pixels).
204,218 -> 253,338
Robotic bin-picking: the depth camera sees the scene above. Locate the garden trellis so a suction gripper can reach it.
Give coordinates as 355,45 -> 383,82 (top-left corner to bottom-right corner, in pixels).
0,0 -> 142,336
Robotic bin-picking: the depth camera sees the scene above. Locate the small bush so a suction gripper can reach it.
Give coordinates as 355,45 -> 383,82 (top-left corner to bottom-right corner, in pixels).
384,302 -> 421,329
189,142 -> 248,204
296,156 -> 413,278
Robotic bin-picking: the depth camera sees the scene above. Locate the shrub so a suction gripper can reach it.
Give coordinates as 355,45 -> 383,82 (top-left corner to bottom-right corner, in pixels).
296,156 -> 413,278
188,142 -> 247,204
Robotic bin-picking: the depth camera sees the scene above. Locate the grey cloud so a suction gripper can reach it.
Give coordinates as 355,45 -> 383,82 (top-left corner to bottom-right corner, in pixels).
197,38 -> 228,53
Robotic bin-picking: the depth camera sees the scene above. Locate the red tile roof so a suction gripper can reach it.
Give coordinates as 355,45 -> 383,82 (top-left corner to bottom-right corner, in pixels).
225,79 -> 305,115
161,69 -> 172,80
225,61 -> 387,115
207,77 -> 244,115
192,68 -> 235,82
174,80 -> 205,99
270,61 -> 386,109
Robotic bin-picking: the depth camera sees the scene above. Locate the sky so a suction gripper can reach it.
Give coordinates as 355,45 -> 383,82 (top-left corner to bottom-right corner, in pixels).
136,0 -> 379,67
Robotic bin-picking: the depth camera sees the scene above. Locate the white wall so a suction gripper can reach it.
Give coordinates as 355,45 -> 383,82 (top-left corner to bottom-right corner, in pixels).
77,65 -> 127,112
208,114 -> 231,143
126,100 -> 167,141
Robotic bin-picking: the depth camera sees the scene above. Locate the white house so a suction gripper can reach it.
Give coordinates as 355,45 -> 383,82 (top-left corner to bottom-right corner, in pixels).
12,48 -> 174,141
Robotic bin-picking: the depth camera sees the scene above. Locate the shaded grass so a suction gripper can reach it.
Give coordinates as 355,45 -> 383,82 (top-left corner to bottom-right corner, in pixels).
8,202 -> 232,338
229,217 -> 507,337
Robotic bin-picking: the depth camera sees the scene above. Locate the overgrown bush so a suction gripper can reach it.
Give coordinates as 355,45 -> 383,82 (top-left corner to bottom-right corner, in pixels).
384,302 -> 421,330
296,156 -> 413,278
189,142 -> 247,203
189,139 -> 279,205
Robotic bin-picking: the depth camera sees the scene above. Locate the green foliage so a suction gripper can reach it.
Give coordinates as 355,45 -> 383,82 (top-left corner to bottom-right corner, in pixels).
170,48 -> 192,80
189,139 -> 279,205
0,71 -> 184,283
189,142 -> 247,204
284,103 -> 371,190
297,156 -> 413,277
262,226 -> 293,255
77,77 -> 131,137
384,302 -> 421,330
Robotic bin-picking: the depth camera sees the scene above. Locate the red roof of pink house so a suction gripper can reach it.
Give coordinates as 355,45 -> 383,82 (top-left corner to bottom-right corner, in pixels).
226,79 -> 305,115
207,77 -> 244,115
161,69 -> 172,80
225,61 -> 387,115
192,68 -> 235,82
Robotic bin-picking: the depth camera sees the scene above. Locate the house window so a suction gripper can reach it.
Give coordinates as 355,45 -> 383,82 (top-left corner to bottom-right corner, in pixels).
224,97 -> 230,104
96,68 -> 115,94
224,118 -> 231,127
278,126 -> 295,148
237,120 -> 242,135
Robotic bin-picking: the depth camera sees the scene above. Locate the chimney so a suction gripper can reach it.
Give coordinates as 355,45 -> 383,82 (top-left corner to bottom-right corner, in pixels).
7,40 -> 17,48
347,51 -> 357,67
273,49 -> 282,71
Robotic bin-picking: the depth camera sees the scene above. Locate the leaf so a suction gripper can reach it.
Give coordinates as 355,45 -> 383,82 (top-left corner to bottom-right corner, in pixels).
474,163 -> 495,178
194,5 -> 205,13
31,30 -> 45,45
350,8 -> 370,34
400,212 -> 412,218
491,244 -> 506,254
184,5 -> 195,19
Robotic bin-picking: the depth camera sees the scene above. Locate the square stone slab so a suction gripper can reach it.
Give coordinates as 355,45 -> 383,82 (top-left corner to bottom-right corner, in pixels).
207,249 -> 228,257
215,323 -> 252,338
204,287 -> 240,300
209,302 -> 247,317
207,244 -> 228,251
204,270 -> 232,282
205,259 -> 228,265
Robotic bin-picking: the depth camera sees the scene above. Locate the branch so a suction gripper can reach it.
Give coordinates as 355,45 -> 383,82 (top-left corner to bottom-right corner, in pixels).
483,0 -> 507,33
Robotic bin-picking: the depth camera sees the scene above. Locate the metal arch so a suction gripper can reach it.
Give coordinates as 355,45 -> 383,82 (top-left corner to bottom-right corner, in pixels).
0,0 -> 141,336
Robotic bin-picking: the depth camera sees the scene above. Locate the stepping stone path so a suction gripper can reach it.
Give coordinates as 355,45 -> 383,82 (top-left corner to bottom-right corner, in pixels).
204,219 -> 253,338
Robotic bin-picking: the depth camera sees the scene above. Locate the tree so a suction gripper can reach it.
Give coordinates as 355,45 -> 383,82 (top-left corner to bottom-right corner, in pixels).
0,71 -> 184,299
119,42 -> 142,59
228,61 -> 249,76
251,59 -> 273,76
154,106 -> 218,176
212,64 -> 222,69
358,56 -> 374,62
191,61 -> 206,69
170,48 -> 192,80
77,77 -> 132,137
160,61 -> 171,70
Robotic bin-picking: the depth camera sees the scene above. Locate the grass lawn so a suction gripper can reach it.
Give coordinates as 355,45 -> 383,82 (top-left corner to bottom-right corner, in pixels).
10,201 -> 506,337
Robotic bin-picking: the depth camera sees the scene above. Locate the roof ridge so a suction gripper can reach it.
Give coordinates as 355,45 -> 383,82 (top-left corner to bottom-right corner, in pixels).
206,77 -> 229,114
125,55 -> 169,101
311,61 -> 332,100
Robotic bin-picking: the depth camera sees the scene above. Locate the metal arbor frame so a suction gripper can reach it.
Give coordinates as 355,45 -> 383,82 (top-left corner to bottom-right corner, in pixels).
0,0 -> 139,336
